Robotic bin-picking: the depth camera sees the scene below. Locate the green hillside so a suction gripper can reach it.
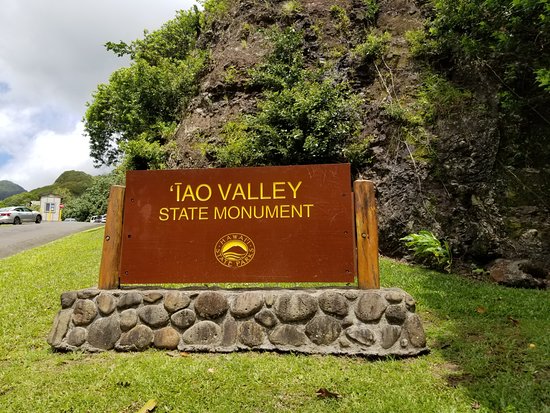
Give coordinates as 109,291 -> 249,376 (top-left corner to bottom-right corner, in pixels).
0,180 -> 26,201
0,170 -> 93,207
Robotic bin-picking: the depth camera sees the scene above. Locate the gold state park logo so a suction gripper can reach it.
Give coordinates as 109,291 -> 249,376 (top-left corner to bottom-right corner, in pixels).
215,233 -> 255,268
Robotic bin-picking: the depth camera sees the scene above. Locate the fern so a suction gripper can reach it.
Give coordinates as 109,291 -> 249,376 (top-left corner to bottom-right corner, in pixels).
401,230 -> 452,272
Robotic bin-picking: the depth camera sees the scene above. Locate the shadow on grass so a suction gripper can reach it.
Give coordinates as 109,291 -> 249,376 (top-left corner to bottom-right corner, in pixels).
381,258 -> 550,412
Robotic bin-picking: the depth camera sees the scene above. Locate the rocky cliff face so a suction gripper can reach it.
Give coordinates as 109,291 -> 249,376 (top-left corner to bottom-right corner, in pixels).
170,0 -> 549,280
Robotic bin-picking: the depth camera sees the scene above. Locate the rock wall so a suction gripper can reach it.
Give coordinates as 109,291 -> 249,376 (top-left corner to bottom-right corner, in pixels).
48,287 -> 428,357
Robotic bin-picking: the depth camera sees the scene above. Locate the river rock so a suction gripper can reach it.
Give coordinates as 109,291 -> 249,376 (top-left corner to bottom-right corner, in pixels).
120,309 -> 138,331
269,325 -> 308,347
171,309 -> 196,330
138,305 -> 169,328
154,327 -> 181,349
61,292 -> 77,309
96,293 -> 116,315
164,291 -> 190,313
143,291 -> 164,304
305,315 -> 342,345
72,299 -> 97,326
67,327 -> 87,347
117,292 -> 143,310
380,325 -> 401,349
346,326 -> 376,346
385,304 -> 407,325
87,315 -> 121,350
230,292 -> 264,318
117,325 -> 154,351
182,321 -> 221,345
318,291 -> 348,317
403,314 -> 427,348
222,318 -> 237,346
355,292 -> 387,322
254,309 -> 278,328
238,320 -> 265,347
384,290 -> 403,303
274,293 -> 317,322
77,289 -> 100,299
47,309 -> 72,346
194,292 -> 228,319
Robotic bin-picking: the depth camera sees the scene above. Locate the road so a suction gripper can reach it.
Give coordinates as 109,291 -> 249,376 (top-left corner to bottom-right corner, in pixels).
0,221 -> 103,259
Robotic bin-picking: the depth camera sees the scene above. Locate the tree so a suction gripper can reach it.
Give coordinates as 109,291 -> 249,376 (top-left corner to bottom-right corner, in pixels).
84,8 -> 206,168
62,172 -> 124,222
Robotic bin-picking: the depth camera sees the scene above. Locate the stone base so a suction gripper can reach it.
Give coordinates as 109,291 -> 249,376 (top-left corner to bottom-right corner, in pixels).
48,287 -> 428,357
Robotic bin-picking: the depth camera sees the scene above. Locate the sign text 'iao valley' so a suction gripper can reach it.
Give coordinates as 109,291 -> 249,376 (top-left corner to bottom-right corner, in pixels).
158,181 -> 315,221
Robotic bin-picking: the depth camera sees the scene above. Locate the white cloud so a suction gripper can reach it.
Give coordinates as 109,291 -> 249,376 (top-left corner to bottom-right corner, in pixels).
0,122 -> 109,190
0,0 -> 197,110
0,0 -> 197,190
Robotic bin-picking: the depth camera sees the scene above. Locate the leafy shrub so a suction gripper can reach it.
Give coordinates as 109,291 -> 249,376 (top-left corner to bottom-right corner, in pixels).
362,0 -> 379,23
248,27 -> 304,90
342,136 -> 374,170
401,230 -> 452,272
353,31 -> 391,62
411,0 -> 550,134
282,0 -> 302,16
214,78 -> 362,166
330,5 -> 351,33
199,0 -> 230,30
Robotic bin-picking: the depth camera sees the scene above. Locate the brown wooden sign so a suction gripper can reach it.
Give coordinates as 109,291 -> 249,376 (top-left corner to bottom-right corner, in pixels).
118,164 -> 355,284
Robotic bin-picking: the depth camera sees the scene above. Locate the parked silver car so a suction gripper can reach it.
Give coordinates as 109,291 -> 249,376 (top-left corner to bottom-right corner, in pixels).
0,206 -> 42,225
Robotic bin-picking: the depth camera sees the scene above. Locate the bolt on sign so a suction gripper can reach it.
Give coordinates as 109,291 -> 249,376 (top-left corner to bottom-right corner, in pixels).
119,164 -> 356,284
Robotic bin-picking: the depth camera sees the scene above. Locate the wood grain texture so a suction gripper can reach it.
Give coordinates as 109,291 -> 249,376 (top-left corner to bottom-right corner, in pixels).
354,180 -> 380,289
98,185 -> 125,289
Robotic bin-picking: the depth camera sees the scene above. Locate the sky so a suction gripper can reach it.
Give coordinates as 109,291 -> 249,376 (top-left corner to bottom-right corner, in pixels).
0,0 -> 197,191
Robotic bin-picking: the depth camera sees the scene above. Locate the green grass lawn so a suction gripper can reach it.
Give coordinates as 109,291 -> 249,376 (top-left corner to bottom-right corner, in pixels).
0,228 -> 548,412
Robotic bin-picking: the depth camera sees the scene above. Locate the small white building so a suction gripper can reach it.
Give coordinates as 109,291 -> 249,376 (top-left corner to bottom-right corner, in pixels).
40,195 -> 62,222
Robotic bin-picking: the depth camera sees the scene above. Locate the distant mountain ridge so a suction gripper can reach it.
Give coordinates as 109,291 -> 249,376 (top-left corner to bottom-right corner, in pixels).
0,180 -> 26,201
0,170 -> 93,206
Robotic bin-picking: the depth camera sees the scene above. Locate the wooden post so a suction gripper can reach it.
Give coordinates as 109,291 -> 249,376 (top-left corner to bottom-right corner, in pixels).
354,180 -> 380,289
98,185 -> 125,289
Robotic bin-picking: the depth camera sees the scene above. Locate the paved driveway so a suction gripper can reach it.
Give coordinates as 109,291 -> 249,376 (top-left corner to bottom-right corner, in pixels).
0,221 -> 103,259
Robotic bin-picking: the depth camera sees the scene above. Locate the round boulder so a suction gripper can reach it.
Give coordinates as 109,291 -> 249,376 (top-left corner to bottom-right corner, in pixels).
238,320 -> 265,347
318,291 -> 348,317
194,292 -> 228,319
230,292 -> 264,318
87,315 -> 121,350
305,315 -> 342,345
164,292 -> 190,313
274,293 -> 318,322
72,299 -> 98,326
96,293 -> 117,315
171,309 -> 196,330
154,327 -> 181,349
182,321 -> 221,345
138,305 -> 169,328
120,309 -> 138,332
118,325 -> 154,351
355,292 -> 387,322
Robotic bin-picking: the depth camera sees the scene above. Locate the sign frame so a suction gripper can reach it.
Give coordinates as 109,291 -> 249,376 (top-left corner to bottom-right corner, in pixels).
98,165 -> 379,289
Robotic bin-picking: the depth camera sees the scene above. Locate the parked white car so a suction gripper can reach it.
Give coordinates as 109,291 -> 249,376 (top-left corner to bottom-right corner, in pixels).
0,206 -> 42,225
